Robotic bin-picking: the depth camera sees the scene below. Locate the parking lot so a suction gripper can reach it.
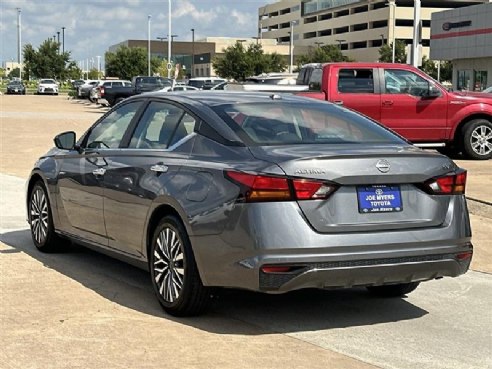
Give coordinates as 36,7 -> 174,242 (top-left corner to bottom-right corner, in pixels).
1,95 -> 491,369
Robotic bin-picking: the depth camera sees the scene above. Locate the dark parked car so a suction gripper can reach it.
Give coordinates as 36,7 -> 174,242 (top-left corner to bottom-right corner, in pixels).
27,92 -> 472,316
132,76 -> 172,94
6,80 -> 26,94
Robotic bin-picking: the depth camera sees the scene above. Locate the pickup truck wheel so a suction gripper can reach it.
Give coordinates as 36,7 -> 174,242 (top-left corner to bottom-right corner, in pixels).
462,120 -> 492,160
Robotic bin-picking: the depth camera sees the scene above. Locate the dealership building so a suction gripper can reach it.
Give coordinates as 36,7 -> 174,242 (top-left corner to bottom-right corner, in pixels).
108,37 -> 295,78
430,2 -> 492,91
258,0 -> 489,62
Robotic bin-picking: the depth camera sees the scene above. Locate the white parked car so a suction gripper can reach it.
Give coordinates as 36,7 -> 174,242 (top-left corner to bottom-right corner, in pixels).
159,85 -> 200,92
37,79 -> 59,95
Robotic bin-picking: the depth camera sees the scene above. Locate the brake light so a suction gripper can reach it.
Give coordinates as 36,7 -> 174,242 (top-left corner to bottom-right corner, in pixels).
225,171 -> 337,202
424,171 -> 467,195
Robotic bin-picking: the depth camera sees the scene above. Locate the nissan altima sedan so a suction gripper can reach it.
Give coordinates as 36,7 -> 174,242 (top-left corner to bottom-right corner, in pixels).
26,92 -> 473,316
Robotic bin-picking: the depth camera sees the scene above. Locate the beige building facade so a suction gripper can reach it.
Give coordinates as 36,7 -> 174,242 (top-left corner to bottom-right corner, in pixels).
258,0 -> 489,62
108,37 -> 296,78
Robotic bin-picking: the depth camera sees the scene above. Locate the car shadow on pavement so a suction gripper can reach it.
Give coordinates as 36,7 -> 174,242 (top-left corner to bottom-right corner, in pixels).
1,229 -> 428,335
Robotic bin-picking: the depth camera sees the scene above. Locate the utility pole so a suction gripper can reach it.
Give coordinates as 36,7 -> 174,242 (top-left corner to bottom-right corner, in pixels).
388,0 -> 396,63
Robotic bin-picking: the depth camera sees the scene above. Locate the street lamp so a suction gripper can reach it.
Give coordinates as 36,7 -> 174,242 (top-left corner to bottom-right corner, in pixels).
386,0 -> 396,63
289,20 -> 298,73
191,28 -> 195,78
167,0 -> 172,78
380,34 -> 385,45
336,39 -> 346,49
148,15 -> 152,76
314,41 -> 324,48
411,0 -> 421,67
16,8 -> 22,80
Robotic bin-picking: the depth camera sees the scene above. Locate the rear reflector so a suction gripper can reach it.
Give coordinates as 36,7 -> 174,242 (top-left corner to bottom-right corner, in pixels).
225,171 -> 337,202
456,251 -> 473,261
424,170 -> 467,195
261,266 -> 292,273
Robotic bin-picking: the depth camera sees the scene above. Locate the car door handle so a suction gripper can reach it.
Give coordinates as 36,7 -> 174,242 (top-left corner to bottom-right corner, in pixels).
92,168 -> 106,176
150,164 -> 168,174
382,100 -> 394,106
333,100 -> 344,105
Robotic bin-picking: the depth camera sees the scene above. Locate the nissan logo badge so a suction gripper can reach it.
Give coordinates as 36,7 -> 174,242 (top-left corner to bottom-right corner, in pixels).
376,160 -> 391,173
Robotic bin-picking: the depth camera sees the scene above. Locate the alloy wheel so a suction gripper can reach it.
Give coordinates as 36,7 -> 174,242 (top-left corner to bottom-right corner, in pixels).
30,188 -> 49,244
470,124 -> 492,156
153,227 -> 185,303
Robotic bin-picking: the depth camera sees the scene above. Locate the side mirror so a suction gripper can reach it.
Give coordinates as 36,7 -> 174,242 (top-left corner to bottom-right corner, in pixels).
428,85 -> 441,97
54,131 -> 76,150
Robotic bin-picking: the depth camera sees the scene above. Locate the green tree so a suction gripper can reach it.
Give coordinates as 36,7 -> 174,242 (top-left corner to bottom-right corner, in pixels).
378,40 -> 407,63
88,68 -> 100,79
156,59 -> 186,79
212,42 -> 287,81
23,40 -> 71,80
8,67 -> 21,78
105,46 -> 160,80
65,61 -> 83,80
297,44 -> 352,66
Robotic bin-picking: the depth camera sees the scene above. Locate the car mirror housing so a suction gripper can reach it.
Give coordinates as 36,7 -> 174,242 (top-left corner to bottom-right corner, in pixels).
54,131 -> 76,150
428,85 -> 441,98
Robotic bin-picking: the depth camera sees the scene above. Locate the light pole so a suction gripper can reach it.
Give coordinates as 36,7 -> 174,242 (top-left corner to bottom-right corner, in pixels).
167,0 -> 172,78
57,31 -> 60,52
336,39 -> 346,49
314,41 -> 324,48
96,55 -> 101,78
380,34 -> 385,44
288,20 -> 297,73
62,27 -> 66,54
191,28 -> 195,78
411,0 -> 421,67
16,8 -> 22,80
148,15 -> 152,76
387,0 -> 396,63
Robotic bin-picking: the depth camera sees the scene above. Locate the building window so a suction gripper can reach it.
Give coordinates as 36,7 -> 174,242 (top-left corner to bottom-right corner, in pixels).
474,71 -> 488,91
457,70 -> 472,91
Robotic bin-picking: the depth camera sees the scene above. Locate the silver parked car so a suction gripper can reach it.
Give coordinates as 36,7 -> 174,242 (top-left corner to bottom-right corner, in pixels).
26,92 -> 472,316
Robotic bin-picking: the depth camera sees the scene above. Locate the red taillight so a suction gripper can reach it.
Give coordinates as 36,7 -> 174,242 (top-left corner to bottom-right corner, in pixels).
261,266 -> 292,273
225,171 -> 337,202
225,171 -> 290,202
424,170 -> 467,195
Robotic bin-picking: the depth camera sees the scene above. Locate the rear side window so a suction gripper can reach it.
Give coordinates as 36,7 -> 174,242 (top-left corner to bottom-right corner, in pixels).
338,69 -> 374,93
213,102 -> 405,146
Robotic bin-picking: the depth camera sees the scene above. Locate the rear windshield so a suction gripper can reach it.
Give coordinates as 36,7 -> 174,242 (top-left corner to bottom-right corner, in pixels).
212,102 -> 406,146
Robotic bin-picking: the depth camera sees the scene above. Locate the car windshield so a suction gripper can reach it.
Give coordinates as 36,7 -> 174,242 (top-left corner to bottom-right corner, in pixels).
40,79 -> 55,84
9,81 -> 21,85
212,101 -> 406,146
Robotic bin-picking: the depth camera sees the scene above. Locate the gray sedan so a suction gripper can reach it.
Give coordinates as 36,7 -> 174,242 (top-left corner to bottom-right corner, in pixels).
26,92 -> 473,316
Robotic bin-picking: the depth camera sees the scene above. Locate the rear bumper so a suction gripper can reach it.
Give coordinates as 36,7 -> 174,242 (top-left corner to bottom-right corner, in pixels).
190,196 -> 472,292
258,252 -> 471,292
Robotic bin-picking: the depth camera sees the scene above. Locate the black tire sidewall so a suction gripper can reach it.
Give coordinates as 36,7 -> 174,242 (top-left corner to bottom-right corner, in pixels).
29,182 -> 55,251
462,119 -> 492,160
149,216 -> 202,313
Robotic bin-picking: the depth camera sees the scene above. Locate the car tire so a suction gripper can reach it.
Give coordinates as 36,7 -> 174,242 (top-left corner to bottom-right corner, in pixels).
149,215 -> 209,316
436,145 -> 461,159
462,119 -> 492,160
366,282 -> 420,297
28,181 -> 68,253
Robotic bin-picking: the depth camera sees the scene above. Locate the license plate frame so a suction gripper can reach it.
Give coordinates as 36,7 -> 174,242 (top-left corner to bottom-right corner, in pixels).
357,185 -> 403,214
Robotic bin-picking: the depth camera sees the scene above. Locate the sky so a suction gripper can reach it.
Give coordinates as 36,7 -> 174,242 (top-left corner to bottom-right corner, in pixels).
0,0 -> 273,67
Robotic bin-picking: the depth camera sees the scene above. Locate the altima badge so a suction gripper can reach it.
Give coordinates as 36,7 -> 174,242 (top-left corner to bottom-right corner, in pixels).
376,159 -> 391,173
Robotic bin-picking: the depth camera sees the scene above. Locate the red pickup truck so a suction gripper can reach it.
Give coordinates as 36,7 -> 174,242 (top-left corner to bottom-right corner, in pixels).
296,63 -> 492,160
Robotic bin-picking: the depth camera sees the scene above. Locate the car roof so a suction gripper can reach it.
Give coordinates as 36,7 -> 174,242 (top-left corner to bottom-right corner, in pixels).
135,91 -> 319,107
